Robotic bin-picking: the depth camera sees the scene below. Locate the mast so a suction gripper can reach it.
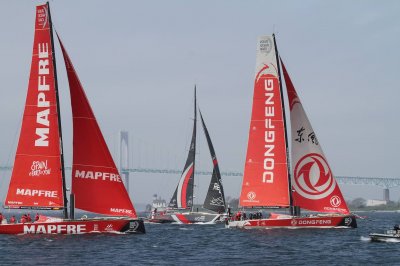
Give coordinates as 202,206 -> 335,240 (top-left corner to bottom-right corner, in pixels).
47,2 -> 69,219
192,85 -> 197,212
272,34 -> 294,214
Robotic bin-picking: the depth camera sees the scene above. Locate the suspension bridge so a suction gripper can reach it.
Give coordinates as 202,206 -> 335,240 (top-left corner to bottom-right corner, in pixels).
1,131 -> 399,201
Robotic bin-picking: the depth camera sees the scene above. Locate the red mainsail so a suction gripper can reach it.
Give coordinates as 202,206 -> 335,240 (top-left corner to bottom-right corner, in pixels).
281,60 -> 349,214
58,37 -> 137,218
239,36 -> 290,207
5,5 -> 64,209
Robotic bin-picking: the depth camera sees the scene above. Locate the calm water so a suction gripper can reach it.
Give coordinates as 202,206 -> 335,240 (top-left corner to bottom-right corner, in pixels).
0,211 -> 399,265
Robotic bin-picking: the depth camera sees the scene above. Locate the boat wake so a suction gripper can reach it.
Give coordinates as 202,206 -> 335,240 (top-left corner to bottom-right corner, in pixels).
360,236 -> 371,242
178,227 -> 194,231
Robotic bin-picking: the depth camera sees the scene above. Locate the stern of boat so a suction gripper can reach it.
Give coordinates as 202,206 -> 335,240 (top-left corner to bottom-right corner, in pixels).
338,215 -> 357,228
121,219 -> 146,234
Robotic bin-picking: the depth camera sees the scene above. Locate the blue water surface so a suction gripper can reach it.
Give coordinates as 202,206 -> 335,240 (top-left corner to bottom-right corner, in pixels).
0,211 -> 398,265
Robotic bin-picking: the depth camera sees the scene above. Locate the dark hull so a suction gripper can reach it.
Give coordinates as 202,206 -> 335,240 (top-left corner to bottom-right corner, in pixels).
149,212 -> 222,224
227,214 -> 357,229
0,217 -> 145,235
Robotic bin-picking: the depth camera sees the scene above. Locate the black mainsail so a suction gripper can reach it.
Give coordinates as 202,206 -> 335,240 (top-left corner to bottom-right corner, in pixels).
200,110 -> 226,213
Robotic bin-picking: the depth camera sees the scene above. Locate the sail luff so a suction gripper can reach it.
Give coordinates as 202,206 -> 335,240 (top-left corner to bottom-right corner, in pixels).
281,59 -> 350,214
199,110 -> 226,213
46,2 -> 68,219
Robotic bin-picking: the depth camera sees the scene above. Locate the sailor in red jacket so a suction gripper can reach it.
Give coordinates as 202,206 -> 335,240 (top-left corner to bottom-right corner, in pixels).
20,214 -> 27,223
9,215 -> 16,224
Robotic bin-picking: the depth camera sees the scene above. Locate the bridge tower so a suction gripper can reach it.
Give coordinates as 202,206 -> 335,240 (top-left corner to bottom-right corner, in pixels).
119,131 -> 130,195
384,188 -> 390,202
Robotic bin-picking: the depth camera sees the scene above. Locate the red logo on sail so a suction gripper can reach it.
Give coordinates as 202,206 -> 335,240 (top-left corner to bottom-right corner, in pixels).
293,153 -> 336,200
247,191 -> 256,201
330,195 -> 341,207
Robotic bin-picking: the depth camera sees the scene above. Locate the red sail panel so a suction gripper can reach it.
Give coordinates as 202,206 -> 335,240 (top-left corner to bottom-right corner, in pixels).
281,60 -> 350,214
239,36 -> 290,207
5,5 -> 64,209
57,37 -> 137,218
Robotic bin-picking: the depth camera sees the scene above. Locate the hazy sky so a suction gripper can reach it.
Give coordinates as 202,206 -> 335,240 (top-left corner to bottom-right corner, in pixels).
0,0 -> 399,207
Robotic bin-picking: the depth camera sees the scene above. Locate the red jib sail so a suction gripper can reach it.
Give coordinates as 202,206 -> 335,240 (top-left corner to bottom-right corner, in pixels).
57,37 -> 137,218
5,5 -> 64,209
239,36 -> 290,207
281,60 -> 349,214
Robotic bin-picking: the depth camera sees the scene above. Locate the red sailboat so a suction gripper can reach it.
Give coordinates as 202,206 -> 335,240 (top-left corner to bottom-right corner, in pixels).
0,3 -> 145,234
227,35 -> 357,229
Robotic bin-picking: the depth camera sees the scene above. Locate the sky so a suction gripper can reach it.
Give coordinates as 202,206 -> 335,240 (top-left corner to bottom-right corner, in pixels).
0,0 -> 399,207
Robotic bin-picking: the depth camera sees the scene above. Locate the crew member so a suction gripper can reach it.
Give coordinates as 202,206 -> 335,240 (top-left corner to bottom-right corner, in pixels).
9,215 -> 16,224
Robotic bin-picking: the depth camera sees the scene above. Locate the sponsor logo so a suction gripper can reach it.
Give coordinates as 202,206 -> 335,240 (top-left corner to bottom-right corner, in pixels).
213,183 -> 221,191
24,224 -> 86,234
330,195 -> 341,207
243,191 -> 259,203
35,39 -> 51,147
110,208 -> 133,215
344,217 -> 352,226
29,160 -> 51,177
16,188 -> 58,198
105,224 -> 114,231
7,200 -> 23,205
75,170 -> 122,182
209,197 -> 225,207
194,216 -> 206,221
298,219 -> 332,225
255,63 -> 281,185
93,224 -> 99,231
293,153 -> 336,200
291,219 -> 297,226
130,221 -> 139,231
37,6 -> 48,28
259,37 -> 273,55
247,191 -> 256,201
262,77 -> 276,184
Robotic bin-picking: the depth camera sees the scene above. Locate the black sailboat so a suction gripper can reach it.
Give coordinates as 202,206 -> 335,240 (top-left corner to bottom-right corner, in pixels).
200,110 -> 226,214
149,87 -> 227,224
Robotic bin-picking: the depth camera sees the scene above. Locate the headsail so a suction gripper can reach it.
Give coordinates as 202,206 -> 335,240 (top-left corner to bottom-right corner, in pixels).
5,4 -> 65,209
200,110 -> 226,213
169,88 -> 197,209
281,60 -> 350,214
57,36 -> 137,218
239,36 -> 290,208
